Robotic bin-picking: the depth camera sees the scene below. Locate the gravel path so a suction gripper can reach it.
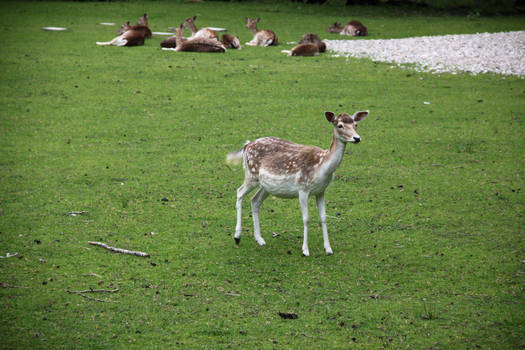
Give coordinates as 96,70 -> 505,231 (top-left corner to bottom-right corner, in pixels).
325,31 -> 525,76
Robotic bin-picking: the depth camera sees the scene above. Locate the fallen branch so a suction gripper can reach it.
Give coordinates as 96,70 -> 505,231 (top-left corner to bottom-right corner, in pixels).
67,288 -> 120,303
88,242 -> 149,257
1,282 -> 28,289
68,288 -> 119,294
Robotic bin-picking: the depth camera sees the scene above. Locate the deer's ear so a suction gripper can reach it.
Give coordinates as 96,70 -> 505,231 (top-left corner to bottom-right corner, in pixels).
256,18 -> 261,23
353,110 -> 369,123
193,15 -> 197,20
325,112 -> 336,123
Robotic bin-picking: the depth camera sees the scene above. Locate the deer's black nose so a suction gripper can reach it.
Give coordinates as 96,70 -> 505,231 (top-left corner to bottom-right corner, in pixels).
353,136 -> 361,143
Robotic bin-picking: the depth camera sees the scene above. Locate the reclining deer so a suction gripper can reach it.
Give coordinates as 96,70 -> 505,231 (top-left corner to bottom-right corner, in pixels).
182,16 -> 218,40
327,20 -> 368,36
245,17 -> 278,47
97,14 -> 152,46
169,24 -> 225,52
282,33 -> 327,56
227,110 -> 368,256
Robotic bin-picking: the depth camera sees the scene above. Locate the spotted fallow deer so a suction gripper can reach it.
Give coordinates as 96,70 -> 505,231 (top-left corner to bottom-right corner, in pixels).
327,20 -> 367,36
221,34 -> 241,49
173,24 -> 226,52
183,16 -> 218,41
299,33 -> 326,53
96,23 -> 152,46
227,110 -> 368,256
245,17 -> 278,47
117,14 -> 152,38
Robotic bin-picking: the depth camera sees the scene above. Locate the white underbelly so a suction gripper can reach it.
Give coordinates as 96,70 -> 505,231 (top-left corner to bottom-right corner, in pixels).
258,171 -> 300,198
258,169 -> 333,198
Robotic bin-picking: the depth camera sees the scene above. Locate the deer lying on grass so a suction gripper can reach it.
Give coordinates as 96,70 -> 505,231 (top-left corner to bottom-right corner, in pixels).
282,33 -> 327,56
227,110 -> 368,256
117,14 -> 151,37
245,17 -> 278,47
327,20 -> 367,36
282,43 -> 320,56
183,16 -> 218,41
221,34 -> 241,49
170,24 -> 225,52
299,33 -> 326,53
97,23 -> 152,46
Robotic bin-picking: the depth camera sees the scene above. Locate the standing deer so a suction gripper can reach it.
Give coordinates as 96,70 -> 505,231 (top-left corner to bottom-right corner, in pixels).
183,16 -> 218,41
171,24 -> 226,52
245,17 -> 278,47
327,20 -> 367,36
227,110 -> 368,256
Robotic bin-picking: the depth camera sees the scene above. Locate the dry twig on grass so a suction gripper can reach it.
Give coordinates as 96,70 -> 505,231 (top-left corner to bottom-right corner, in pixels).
67,288 -> 120,303
88,241 -> 150,257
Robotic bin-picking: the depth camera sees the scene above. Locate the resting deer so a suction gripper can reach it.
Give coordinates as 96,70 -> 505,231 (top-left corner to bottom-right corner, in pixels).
227,110 -> 368,256
282,43 -> 319,56
183,16 -> 218,41
283,33 -> 327,56
245,17 -> 278,47
117,14 -> 151,38
97,23 -> 152,46
299,33 -> 326,53
327,20 -> 367,36
171,24 -> 225,52
221,34 -> 241,49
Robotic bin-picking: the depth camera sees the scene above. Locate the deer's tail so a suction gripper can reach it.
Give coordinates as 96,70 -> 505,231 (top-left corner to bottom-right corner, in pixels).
226,141 -> 249,165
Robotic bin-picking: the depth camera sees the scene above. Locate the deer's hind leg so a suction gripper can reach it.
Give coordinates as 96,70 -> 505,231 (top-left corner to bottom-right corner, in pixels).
234,178 -> 258,245
251,188 -> 269,246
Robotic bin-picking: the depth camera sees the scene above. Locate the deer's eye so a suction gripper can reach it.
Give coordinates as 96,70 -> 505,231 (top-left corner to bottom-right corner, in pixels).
337,124 -> 343,129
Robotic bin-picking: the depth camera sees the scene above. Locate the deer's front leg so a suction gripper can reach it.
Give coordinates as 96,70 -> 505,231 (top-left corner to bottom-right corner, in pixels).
299,191 -> 310,256
316,192 -> 333,255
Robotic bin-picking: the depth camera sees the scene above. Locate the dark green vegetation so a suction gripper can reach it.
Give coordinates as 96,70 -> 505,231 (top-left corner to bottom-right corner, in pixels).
0,1 -> 524,348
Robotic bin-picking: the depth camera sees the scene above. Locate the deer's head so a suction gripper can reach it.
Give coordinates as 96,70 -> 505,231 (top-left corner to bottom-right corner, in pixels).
118,21 -> 131,35
183,16 -> 197,30
245,17 -> 260,30
325,111 -> 368,143
326,22 -> 343,33
137,14 -> 148,26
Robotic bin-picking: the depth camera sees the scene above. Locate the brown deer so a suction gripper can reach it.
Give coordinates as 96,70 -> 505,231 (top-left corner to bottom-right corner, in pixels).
182,16 -> 218,41
171,24 -> 225,52
327,20 -> 367,36
220,34 -> 241,49
117,14 -> 151,38
97,23 -> 152,46
282,43 -> 319,56
299,33 -> 326,53
245,17 -> 278,47
227,110 -> 368,256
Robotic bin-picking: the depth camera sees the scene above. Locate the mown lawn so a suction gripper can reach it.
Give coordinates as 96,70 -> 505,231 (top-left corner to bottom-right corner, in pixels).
0,1 -> 523,348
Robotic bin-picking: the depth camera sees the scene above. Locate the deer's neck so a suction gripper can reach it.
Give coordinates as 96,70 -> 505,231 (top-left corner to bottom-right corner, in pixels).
323,132 -> 346,175
175,29 -> 183,49
189,23 -> 199,35
249,26 -> 259,35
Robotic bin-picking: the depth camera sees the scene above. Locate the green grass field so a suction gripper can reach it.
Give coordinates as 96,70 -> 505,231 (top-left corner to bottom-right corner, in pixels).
0,1 -> 524,348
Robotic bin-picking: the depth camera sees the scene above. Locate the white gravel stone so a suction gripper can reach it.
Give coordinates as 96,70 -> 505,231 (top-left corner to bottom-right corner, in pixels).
325,31 -> 525,76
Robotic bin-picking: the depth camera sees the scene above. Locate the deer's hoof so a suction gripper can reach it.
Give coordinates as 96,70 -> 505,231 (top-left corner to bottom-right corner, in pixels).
302,250 -> 310,257
325,248 -> 333,255
234,237 -> 241,245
